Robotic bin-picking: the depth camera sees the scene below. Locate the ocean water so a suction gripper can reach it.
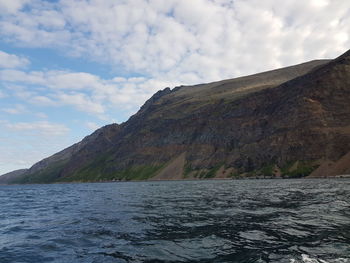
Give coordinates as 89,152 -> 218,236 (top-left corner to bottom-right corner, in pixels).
0,179 -> 349,263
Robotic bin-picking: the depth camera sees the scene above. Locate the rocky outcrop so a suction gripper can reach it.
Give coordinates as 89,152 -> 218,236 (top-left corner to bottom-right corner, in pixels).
1,50 -> 350,184
309,151 -> 350,177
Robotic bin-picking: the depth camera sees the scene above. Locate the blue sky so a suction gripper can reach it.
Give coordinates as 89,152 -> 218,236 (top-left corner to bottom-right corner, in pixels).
0,0 -> 349,175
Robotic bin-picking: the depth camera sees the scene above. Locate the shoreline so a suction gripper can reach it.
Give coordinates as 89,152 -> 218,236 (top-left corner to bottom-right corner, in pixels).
1,175 -> 349,186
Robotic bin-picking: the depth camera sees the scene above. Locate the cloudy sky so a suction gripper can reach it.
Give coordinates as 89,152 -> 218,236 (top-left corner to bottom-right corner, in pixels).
0,0 -> 349,175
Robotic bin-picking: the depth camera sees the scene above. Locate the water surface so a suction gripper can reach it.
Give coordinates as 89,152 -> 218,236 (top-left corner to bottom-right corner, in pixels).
0,179 -> 349,263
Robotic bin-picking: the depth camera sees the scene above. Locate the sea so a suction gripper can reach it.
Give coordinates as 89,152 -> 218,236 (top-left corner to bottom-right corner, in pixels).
0,179 -> 349,263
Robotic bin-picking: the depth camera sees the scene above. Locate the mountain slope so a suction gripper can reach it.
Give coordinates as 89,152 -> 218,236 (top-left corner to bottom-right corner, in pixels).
1,51 -> 350,183
0,169 -> 28,184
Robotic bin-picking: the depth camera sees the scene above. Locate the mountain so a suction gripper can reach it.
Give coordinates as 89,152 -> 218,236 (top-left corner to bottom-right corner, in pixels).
0,169 -> 28,184
1,49 -> 350,184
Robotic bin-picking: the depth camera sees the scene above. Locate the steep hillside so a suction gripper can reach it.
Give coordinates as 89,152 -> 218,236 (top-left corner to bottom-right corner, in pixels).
0,169 -> 28,184
3,124 -> 121,184
1,51 -> 350,184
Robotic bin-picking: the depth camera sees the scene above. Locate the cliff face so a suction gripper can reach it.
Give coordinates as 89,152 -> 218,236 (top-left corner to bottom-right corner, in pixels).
1,51 -> 350,183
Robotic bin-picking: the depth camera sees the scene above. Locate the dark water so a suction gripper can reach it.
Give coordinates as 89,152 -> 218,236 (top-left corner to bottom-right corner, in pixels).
0,179 -> 349,263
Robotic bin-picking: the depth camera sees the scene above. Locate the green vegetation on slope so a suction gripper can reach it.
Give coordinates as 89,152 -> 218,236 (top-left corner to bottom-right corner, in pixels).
183,162 -> 195,178
184,163 -> 222,179
61,153 -> 165,182
260,164 -> 275,177
202,164 -> 222,178
281,161 -> 318,178
12,160 -> 68,184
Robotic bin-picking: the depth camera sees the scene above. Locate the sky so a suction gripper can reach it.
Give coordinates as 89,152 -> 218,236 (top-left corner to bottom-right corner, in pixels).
0,0 -> 349,175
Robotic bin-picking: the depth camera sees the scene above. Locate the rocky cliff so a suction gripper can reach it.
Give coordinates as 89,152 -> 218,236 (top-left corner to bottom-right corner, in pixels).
1,50 -> 350,184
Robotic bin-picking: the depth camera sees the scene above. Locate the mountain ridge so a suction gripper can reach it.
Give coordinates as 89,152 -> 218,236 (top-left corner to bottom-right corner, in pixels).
1,51 -> 350,184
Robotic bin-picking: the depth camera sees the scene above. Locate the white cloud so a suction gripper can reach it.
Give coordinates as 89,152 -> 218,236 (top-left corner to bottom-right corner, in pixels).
0,69 -> 44,84
56,92 -> 105,114
0,89 -> 7,98
2,104 -> 27,114
0,68 -> 177,118
0,50 -> 29,68
1,0 -> 349,85
85,121 -> 100,131
311,0 -> 329,8
0,0 -> 30,14
31,95 -> 57,106
1,102 -> 51,120
35,112 -> 48,119
4,120 -> 69,136
46,71 -> 102,90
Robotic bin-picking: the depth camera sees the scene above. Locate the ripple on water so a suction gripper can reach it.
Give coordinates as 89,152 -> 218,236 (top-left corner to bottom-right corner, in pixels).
290,254 -> 350,263
0,179 -> 349,263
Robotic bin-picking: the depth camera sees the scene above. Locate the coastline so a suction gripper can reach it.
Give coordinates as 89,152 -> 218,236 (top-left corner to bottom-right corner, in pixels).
1,175 -> 349,186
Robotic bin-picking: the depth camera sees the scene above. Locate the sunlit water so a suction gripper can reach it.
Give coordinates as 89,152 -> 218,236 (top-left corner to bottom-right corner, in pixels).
0,179 -> 349,263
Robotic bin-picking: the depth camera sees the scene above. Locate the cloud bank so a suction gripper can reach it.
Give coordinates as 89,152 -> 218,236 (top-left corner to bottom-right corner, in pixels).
1,0 -> 349,84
